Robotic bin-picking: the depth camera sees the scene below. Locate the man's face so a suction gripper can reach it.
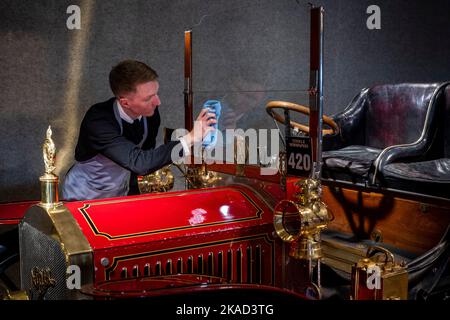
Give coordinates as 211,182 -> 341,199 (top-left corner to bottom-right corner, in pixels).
119,81 -> 161,118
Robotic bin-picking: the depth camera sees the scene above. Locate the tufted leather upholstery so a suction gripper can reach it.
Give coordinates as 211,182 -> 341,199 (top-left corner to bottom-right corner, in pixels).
322,83 -> 446,186
381,83 -> 450,199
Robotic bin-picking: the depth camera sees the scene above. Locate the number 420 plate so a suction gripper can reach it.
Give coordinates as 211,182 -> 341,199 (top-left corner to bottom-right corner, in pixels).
286,136 -> 312,177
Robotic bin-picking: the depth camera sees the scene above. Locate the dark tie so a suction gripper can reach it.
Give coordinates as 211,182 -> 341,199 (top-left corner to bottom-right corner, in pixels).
123,118 -> 143,144
133,119 -> 143,139
129,119 -> 144,195
132,118 -> 141,129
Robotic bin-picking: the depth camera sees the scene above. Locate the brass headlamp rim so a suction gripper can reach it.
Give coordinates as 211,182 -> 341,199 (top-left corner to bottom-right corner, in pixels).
273,199 -> 303,242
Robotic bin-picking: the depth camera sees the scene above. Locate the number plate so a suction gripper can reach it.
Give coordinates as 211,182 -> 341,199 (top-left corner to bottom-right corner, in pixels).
286,136 -> 312,177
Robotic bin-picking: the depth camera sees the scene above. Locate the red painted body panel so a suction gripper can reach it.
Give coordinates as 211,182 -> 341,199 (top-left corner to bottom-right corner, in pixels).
63,184 -> 286,286
65,185 -> 273,249
0,200 -> 37,225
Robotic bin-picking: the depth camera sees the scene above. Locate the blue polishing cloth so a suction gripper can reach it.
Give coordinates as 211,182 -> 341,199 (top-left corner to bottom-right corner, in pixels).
202,100 -> 221,149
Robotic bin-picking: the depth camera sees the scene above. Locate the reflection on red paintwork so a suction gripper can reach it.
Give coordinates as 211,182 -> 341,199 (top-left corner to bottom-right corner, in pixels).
80,274 -> 308,300
0,200 -> 37,225
189,208 -> 207,225
64,185 -> 269,250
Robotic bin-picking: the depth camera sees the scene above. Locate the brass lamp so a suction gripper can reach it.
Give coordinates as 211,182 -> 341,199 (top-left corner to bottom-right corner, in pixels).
273,178 -> 333,298
274,178 -> 332,260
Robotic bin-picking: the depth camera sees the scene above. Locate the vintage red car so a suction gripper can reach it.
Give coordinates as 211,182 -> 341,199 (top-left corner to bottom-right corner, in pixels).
1,5 -> 449,304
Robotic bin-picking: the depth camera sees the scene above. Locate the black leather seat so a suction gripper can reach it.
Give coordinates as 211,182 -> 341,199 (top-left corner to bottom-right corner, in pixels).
322,83 -> 446,186
380,84 -> 450,199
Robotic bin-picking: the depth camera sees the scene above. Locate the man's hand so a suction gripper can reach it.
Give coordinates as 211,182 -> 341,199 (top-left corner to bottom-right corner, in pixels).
183,108 -> 217,147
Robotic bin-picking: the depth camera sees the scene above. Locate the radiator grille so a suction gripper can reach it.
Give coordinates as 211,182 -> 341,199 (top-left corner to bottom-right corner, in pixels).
19,221 -> 68,300
116,245 -> 264,284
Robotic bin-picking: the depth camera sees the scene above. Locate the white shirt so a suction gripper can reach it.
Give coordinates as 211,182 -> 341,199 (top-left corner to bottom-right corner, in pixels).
116,100 -> 142,124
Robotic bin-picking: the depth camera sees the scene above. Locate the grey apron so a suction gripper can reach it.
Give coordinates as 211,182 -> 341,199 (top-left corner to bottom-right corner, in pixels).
62,101 -> 148,201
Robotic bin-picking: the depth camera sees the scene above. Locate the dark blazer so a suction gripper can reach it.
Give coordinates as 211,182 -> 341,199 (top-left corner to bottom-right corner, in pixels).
73,98 -> 181,194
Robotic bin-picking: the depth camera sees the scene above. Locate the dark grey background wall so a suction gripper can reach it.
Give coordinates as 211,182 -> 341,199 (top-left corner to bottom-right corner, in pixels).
1,0 -> 449,202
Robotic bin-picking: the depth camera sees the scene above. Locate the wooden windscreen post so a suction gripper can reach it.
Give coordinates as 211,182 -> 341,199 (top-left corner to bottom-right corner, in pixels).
184,30 -> 193,132
309,6 -> 324,180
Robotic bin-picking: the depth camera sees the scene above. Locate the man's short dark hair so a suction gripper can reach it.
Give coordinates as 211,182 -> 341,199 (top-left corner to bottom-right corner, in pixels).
109,60 -> 158,96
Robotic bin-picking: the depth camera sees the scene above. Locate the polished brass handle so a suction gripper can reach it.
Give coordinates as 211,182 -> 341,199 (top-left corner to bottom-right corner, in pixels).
366,245 -> 395,264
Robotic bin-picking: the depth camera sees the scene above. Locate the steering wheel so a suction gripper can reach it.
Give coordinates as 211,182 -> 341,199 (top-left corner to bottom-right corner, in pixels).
266,101 -> 339,135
